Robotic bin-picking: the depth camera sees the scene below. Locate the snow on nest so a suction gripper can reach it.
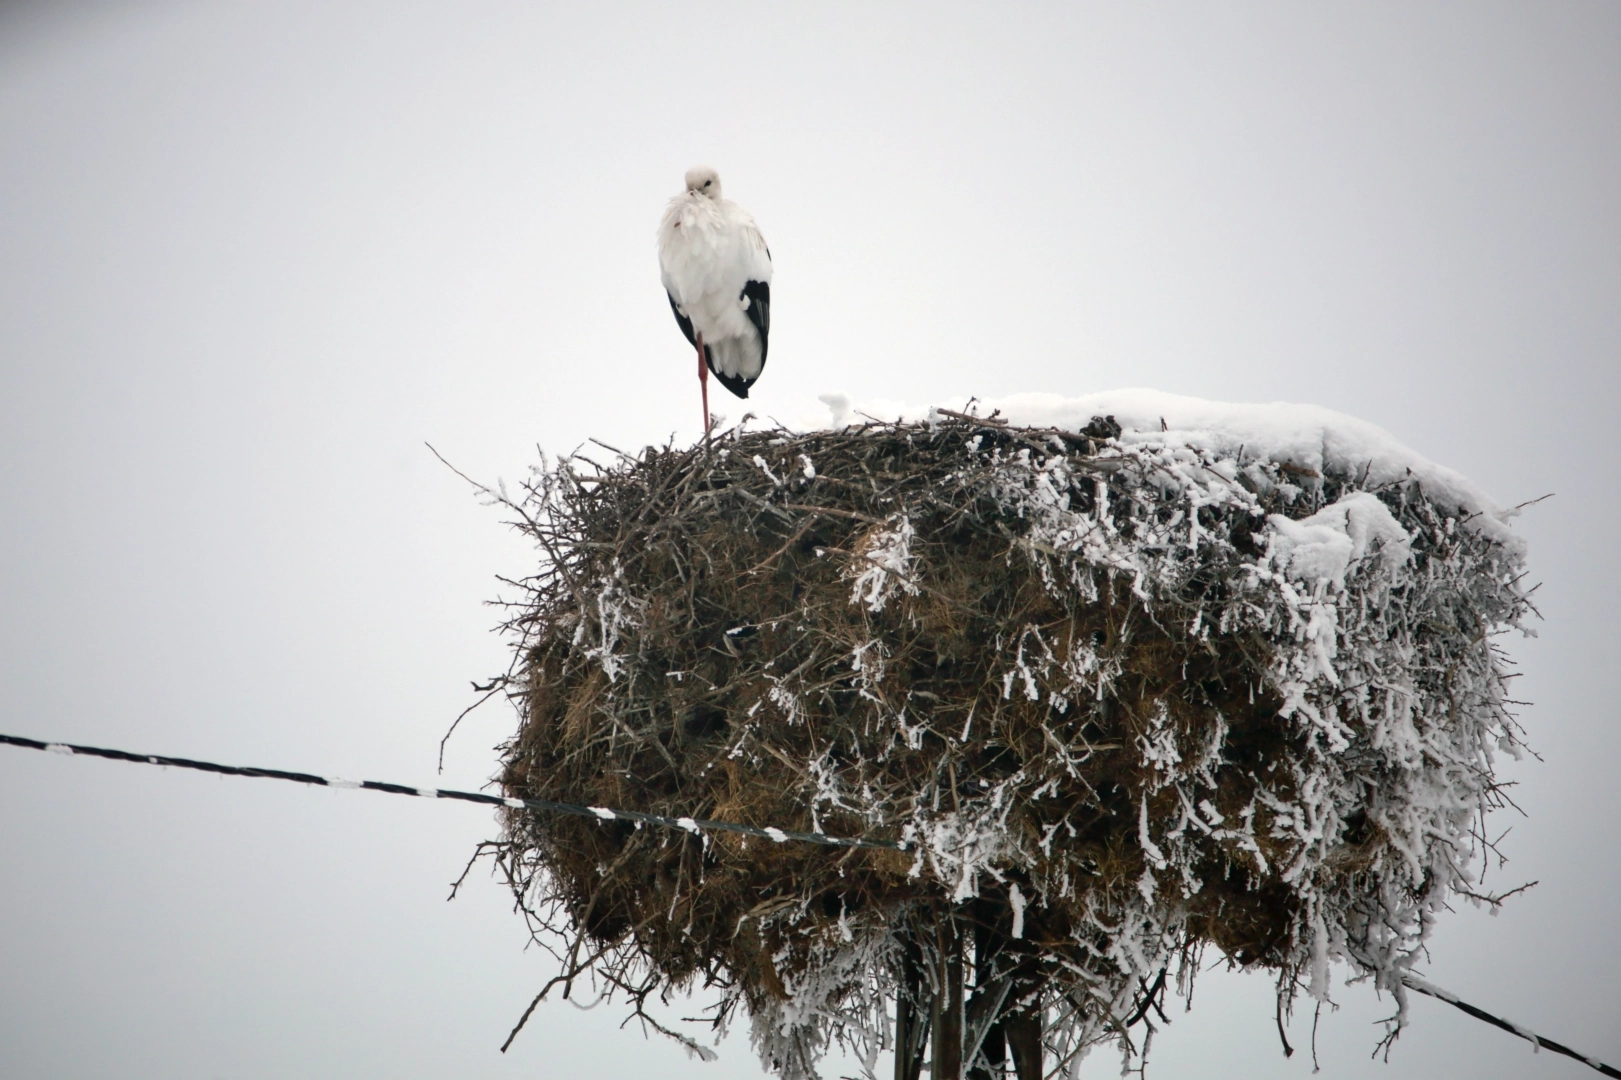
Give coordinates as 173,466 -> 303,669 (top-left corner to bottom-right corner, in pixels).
801,389 -> 1521,550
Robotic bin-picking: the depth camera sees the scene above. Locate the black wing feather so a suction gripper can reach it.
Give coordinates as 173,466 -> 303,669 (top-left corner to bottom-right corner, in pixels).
671,284 -> 771,400
669,290 -> 721,385
667,291 -> 696,347
711,369 -> 750,398
741,280 -> 770,367
708,281 -> 770,400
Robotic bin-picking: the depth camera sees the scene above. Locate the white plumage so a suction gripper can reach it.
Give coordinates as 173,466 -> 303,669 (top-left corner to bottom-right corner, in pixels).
658,166 -> 772,427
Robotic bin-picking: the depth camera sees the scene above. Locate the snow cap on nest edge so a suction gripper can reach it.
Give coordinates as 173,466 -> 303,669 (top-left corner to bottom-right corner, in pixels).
802,388 -> 1522,550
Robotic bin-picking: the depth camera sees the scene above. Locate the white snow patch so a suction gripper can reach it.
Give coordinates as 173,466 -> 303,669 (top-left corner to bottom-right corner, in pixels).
1268,491 -> 1412,585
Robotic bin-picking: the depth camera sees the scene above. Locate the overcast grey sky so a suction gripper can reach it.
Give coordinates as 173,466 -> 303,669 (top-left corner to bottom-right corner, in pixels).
1,3 -> 1617,1078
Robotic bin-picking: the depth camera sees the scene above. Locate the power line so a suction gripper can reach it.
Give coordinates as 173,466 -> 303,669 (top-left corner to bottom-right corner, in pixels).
3,731 -> 1617,1077
1402,975 -> 1620,1078
0,731 -> 903,851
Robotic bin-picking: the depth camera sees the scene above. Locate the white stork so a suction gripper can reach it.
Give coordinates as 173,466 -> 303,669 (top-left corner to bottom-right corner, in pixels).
657,166 -> 772,434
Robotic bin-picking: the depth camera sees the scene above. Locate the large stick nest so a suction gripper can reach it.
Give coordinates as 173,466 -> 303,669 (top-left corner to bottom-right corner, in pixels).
482,413 -> 1531,1077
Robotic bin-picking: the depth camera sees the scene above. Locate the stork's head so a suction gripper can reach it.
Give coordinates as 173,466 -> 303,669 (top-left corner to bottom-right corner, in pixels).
684,166 -> 721,200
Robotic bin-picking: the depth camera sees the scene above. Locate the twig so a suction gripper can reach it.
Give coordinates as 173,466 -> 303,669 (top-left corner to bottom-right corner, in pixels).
439,677 -> 510,773
934,407 -> 1007,426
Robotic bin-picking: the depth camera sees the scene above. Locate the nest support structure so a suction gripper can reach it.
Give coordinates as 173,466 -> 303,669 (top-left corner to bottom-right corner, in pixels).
479,412 -> 1532,1080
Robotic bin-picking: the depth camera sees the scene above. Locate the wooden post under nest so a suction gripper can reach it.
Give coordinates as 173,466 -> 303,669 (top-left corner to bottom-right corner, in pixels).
893,903 -> 1044,1080
933,910 -> 965,1080
894,933 -> 928,1080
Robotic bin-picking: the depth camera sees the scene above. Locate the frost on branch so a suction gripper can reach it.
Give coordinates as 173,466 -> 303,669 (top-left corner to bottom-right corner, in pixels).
479,410 -> 1532,1079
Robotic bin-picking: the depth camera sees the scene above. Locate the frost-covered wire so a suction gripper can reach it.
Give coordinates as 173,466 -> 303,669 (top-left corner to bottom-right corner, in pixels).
0,732 -> 902,850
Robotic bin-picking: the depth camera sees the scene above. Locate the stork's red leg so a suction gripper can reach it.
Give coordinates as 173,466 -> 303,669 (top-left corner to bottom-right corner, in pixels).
696,331 -> 710,437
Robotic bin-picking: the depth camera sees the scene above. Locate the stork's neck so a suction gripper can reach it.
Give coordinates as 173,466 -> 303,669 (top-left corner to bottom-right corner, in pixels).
662,192 -> 727,243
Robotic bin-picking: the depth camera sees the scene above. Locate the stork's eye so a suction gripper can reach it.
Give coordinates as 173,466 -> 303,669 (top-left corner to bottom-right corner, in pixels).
703,179 -> 712,187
